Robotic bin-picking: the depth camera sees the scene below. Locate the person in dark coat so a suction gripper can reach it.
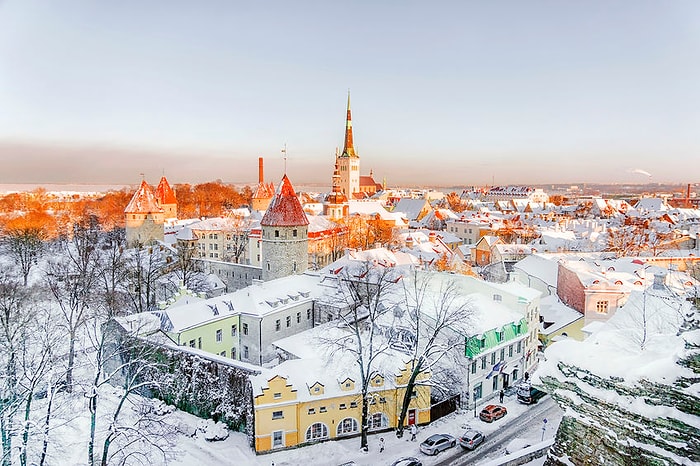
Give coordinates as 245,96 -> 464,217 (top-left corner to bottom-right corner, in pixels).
499,389 -> 504,403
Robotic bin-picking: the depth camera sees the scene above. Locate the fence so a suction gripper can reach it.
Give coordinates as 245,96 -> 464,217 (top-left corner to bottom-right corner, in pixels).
430,394 -> 460,421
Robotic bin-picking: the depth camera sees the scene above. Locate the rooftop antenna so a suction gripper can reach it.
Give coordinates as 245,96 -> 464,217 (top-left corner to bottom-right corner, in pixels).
281,143 -> 288,174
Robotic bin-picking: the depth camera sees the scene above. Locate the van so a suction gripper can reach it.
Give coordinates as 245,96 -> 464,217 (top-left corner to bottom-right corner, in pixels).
516,383 -> 546,404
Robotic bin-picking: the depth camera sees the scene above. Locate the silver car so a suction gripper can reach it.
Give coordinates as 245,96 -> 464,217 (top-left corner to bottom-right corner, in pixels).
419,433 -> 456,456
459,429 -> 485,450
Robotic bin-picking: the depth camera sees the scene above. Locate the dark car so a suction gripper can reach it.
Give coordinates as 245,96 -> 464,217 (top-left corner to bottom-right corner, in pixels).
459,429 -> 485,450
516,383 -> 547,404
479,404 -> 507,422
419,433 -> 456,455
390,457 -> 422,466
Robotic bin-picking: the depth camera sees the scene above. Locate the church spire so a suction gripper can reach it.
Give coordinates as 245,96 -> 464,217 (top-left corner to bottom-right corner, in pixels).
341,90 -> 357,158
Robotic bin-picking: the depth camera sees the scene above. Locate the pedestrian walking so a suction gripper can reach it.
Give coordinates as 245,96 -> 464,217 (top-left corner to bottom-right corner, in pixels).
410,423 -> 417,442
379,437 -> 385,453
499,389 -> 504,403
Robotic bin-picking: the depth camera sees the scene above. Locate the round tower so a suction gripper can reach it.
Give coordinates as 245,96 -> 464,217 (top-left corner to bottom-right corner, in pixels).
261,175 -> 309,281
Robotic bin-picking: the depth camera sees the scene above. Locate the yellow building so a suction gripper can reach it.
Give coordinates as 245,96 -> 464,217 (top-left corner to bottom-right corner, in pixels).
251,355 -> 430,452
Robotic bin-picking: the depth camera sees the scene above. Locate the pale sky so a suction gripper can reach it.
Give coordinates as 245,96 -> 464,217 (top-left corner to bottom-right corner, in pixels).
0,1 -> 698,187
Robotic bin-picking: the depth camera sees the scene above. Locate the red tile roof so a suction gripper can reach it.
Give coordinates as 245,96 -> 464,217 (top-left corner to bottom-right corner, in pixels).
124,180 -> 163,214
261,175 -> 309,227
155,176 -> 178,205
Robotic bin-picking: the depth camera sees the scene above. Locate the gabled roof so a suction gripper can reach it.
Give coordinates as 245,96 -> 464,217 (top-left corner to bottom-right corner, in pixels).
261,175 -> 309,227
124,180 -> 163,214
252,181 -> 275,200
155,176 -> 177,205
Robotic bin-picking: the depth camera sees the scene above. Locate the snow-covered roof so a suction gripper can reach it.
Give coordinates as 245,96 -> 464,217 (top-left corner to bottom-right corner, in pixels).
539,295 -> 583,336
155,176 -> 177,205
124,180 -> 163,214
512,254 -> 559,288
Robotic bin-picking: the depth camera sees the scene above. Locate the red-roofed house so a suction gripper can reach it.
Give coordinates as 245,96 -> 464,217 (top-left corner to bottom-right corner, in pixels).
125,180 -> 165,246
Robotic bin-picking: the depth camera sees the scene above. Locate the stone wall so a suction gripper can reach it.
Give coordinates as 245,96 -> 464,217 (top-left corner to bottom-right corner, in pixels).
540,346 -> 700,466
261,225 -> 308,281
556,263 -> 585,313
201,259 -> 262,292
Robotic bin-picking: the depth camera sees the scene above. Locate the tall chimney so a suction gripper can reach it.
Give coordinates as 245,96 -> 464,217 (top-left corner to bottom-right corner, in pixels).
688,183 -> 692,208
258,157 -> 264,183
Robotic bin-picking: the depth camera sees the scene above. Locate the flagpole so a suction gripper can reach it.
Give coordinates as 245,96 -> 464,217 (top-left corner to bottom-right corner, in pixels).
281,143 -> 287,174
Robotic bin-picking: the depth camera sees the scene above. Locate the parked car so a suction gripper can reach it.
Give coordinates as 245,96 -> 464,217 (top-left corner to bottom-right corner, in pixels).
390,457 -> 422,466
516,383 -> 547,404
419,433 -> 456,456
459,429 -> 485,450
479,404 -> 508,422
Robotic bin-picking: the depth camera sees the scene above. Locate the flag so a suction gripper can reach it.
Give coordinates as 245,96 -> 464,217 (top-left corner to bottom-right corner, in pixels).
485,361 -> 503,379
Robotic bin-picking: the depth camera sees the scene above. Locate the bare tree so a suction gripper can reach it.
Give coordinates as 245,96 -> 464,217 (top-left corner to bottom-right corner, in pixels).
318,262 -> 402,451
2,226 -> 46,287
86,317 -> 172,466
45,218 -> 102,392
0,269 -> 33,466
222,212 -> 251,264
394,270 -> 475,437
124,243 -> 167,314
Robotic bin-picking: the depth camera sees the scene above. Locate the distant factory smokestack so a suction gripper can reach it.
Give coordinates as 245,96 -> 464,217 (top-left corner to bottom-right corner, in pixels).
259,157 -> 264,184
688,183 -> 692,208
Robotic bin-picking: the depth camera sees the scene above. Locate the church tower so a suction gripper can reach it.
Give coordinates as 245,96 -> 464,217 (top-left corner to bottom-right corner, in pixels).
260,175 -> 309,281
324,148 -> 349,219
155,175 -> 178,219
124,180 -> 165,246
338,91 -> 360,196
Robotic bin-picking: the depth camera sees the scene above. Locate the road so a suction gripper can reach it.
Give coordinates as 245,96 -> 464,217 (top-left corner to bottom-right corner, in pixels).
434,397 -> 561,466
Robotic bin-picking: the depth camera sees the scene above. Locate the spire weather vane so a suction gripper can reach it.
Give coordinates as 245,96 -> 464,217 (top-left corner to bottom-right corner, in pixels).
281,143 -> 288,174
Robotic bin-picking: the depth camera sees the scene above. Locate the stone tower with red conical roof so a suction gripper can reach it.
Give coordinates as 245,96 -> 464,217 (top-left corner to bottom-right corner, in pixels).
155,176 -> 178,219
124,180 -> 165,246
260,174 -> 309,281
338,91 -> 360,196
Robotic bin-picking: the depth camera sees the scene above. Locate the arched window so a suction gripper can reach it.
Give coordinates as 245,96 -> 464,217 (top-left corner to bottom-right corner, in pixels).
305,422 -> 329,442
368,413 -> 388,430
336,418 -> 359,436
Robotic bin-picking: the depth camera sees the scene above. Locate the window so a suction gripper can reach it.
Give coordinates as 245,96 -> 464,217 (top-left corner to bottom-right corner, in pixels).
471,361 -> 477,374
497,331 -> 504,341
369,413 -> 388,430
293,229 -> 297,237
243,346 -> 249,359
509,345 -> 513,358
517,341 -> 522,353
273,392 -> 282,399
231,324 -> 237,336
216,329 -> 222,342
307,408 -> 316,415
319,406 -> 327,413
481,356 -> 486,370
273,430 -> 283,448
493,294 -> 502,302
337,418 -> 358,436
189,339 -> 195,348
491,352 -> 496,364
219,350 -> 226,357
473,382 -> 483,400
305,423 -> 329,442
297,312 -> 301,323
492,376 -> 499,391
272,411 -> 283,420
596,301 -> 609,314
350,401 -> 358,408
231,347 -> 236,359
275,320 -> 281,331
307,309 -> 311,320
243,323 -> 248,335
339,403 -> 347,410
197,337 -> 202,349
500,348 -> 505,361
275,230 -> 280,238
286,316 -> 291,327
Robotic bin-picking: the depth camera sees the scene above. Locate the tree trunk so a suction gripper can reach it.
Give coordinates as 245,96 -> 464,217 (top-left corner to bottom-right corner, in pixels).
39,382 -> 56,466
396,363 -> 422,438
20,392 -> 33,466
360,391 -> 369,451
87,385 -> 97,466
1,406 -> 12,466
66,332 -> 76,393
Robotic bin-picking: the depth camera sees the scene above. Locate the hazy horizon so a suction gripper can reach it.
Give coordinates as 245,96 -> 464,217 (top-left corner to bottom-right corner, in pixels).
1,1 -> 698,186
